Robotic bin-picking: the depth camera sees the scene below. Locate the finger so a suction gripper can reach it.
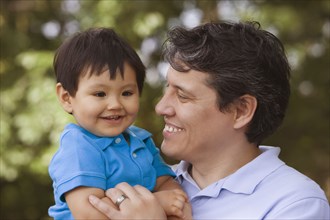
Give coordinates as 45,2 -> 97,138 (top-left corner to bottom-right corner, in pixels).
175,194 -> 187,204
115,182 -> 141,199
88,195 -> 119,218
168,208 -> 184,219
173,189 -> 188,201
172,197 -> 185,210
133,184 -> 154,198
106,188 -> 129,208
105,187 -> 124,199
182,202 -> 193,220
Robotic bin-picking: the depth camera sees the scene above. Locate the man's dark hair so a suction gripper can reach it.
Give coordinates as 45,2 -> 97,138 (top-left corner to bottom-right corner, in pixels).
163,21 -> 291,145
54,27 -> 145,96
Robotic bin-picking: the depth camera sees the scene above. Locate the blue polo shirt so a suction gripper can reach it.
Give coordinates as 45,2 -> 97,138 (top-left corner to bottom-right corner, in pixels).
175,146 -> 329,219
48,123 -> 175,220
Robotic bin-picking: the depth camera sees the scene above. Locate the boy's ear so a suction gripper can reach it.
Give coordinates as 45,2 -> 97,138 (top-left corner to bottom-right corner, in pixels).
56,83 -> 73,114
233,95 -> 257,129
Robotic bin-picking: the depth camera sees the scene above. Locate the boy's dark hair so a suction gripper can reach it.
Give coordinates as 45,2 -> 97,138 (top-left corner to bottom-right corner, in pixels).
163,21 -> 291,145
54,27 -> 145,96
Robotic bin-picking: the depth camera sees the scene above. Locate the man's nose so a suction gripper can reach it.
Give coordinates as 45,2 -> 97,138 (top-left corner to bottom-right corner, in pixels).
155,93 -> 174,116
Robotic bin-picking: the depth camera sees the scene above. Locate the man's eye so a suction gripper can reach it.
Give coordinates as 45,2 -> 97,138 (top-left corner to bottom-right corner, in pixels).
122,91 -> 133,96
178,93 -> 189,101
95,92 -> 106,97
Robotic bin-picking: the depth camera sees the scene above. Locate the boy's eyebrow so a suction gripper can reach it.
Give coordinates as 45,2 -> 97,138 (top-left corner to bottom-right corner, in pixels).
122,83 -> 139,88
89,82 -> 138,88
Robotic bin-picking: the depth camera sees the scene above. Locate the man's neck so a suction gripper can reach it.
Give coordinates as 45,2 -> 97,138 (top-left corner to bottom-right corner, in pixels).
189,143 -> 261,189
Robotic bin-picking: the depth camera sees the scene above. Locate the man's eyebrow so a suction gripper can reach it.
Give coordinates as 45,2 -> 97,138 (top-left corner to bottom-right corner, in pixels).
169,82 -> 184,91
172,84 -> 195,96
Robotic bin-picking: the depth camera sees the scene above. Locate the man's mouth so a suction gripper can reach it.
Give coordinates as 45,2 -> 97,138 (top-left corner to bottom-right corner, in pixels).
164,124 -> 183,133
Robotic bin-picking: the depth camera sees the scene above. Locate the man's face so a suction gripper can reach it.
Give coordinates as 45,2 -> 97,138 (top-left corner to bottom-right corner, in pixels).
155,67 -> 236,163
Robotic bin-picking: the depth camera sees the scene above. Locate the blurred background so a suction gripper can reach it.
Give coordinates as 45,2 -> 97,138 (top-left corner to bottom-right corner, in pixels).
0,0 -> 329,219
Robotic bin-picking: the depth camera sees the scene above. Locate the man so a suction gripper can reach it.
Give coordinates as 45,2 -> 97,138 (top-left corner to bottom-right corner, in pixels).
88,21 -> 330,219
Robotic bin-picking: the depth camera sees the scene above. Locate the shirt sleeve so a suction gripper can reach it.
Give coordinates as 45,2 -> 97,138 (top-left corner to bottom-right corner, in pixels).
49,129 -> 107,202
265,197 -> 330,219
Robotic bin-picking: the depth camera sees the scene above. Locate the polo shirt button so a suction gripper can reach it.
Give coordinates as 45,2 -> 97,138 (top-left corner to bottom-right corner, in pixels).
132,153 -> 137,158
115,138 -> 121,144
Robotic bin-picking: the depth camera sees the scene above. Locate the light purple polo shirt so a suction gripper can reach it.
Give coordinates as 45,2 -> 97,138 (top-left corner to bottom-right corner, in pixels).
175,146 -> 329,219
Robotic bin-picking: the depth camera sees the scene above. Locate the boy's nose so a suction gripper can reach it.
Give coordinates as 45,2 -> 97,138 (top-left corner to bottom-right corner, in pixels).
107,97 -> 123,110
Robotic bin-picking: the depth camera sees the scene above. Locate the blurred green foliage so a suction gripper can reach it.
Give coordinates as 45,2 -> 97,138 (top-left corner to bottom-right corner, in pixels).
0,0 -> 329,219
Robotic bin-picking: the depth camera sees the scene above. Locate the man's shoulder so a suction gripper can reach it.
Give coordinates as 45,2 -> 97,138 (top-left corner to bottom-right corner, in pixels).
263,164 -> 327,200
260,164 -> 330,218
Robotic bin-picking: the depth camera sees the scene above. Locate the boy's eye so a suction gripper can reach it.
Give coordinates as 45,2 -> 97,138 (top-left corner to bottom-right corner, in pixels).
122,91 -> 133,96
95,92 -> 106,97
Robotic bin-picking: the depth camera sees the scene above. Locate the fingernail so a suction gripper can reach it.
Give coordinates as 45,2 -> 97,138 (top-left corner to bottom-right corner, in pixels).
88,195 -> 96,204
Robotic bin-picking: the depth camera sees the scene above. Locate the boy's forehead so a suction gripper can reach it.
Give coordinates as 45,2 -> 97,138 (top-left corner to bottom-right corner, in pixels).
82,62 -> 138,79
82,64 -> 126,78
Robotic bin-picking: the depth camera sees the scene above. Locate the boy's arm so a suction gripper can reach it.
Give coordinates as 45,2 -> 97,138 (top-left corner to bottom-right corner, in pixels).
154,176 -> 192,219
154,175 -> 182,191
65,186 -> 116,219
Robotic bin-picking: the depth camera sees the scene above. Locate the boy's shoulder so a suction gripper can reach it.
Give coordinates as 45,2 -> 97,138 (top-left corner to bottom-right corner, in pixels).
60,123 -> 111,150
62,123 -> 85,134
62,123 -> 100,139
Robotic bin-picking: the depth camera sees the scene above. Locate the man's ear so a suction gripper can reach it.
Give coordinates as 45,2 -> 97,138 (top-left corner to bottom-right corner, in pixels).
56,83 -> 73,114
233,95 -> 257,129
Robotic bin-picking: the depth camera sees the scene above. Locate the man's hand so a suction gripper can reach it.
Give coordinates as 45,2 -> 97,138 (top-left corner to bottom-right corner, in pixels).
89,182 -> 166,219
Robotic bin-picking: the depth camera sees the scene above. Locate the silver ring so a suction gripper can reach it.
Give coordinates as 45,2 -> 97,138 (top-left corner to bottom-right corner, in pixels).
115,194 -> 128,207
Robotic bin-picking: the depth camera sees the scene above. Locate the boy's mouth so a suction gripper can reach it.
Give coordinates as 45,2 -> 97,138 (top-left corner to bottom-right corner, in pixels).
101,115 -> 122,120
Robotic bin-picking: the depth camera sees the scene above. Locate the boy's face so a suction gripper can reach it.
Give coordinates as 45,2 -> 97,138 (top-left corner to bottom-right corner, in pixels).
67,63 -> 140,137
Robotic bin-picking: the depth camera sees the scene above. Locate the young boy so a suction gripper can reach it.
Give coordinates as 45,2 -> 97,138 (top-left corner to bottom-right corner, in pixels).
48,28 -> 191,219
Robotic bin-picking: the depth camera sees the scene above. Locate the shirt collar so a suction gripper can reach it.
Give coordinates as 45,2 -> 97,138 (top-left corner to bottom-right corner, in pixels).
64,123 -> 126,151
175,146 -> 285,196
222,146 -> 285,194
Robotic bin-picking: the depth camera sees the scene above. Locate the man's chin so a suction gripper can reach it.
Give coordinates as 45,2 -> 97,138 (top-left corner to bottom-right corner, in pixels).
161,142 -> 181,159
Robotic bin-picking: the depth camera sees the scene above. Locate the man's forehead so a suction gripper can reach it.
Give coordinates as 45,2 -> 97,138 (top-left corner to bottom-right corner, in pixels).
166,67 -> 209,90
